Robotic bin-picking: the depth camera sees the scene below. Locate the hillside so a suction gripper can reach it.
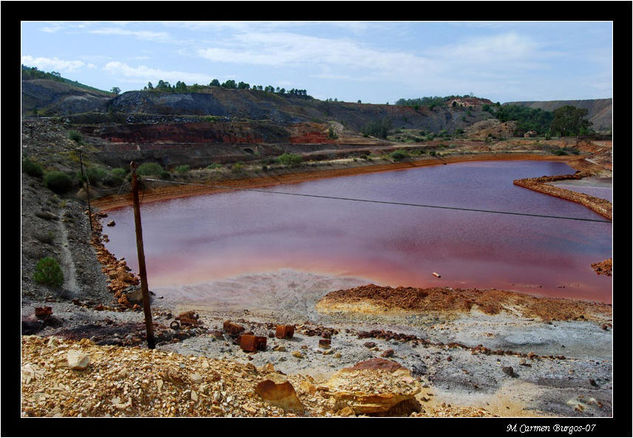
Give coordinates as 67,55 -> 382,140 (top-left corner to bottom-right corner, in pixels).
504,99 -> 612,132
22,79 -> 112,116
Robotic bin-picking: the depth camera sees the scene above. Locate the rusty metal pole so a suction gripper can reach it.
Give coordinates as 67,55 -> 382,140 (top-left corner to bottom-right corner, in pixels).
130,161 -> 156,349
78,150 -> 93,232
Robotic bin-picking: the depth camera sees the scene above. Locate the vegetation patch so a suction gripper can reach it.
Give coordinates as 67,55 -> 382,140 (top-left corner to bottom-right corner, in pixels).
277,153 -> 303,167
136,162 -> 164,176
23,157 -> 43,178
390,150 -> 410,161
33,256 -> 64,288
44,171 -> 73,194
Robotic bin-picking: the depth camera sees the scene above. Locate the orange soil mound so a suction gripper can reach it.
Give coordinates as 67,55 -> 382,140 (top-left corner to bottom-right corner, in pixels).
317,284 -> 611,323
591,258 -> 612,276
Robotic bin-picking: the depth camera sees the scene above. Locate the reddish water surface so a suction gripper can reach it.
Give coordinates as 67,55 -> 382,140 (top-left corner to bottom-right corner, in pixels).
102,161 -> 612,303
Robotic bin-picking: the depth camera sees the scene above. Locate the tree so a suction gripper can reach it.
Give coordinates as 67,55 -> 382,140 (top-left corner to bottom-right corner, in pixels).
237,81 -> 250,89
210,79 -> 220,87
146,81 -> 154,90
110,86 -> 121,95
550,105 -> 592,137
221,79 -> 237,89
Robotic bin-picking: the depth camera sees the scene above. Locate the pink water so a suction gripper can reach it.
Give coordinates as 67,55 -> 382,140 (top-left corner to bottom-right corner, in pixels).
102,161 -> 612,303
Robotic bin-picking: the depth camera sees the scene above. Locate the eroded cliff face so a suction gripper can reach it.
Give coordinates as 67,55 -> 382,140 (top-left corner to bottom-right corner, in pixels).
81,121 -> 291,145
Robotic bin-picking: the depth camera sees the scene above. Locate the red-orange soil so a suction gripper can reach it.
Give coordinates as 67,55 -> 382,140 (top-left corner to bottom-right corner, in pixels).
316,284 -> 612,323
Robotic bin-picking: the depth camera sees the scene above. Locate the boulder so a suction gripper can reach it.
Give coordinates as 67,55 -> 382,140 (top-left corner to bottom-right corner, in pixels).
323,359 -> 421,416
255,380 -> 305,414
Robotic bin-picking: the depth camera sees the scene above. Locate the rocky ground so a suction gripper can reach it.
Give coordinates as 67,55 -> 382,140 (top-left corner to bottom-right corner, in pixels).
21,266 -> 613,418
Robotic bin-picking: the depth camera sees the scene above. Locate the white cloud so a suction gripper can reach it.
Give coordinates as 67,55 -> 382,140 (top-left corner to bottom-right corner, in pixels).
89,27 -> 170,41
198,32 -> 438,77
103,61 -> 210,84
21,55 -> 87,72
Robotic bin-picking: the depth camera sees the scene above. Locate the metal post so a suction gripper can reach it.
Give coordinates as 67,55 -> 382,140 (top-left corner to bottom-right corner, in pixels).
130,161 -> 156,349
78,150 -> 93,232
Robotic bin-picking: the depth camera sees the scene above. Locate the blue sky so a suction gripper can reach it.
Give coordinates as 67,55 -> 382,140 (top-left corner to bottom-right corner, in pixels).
21,21 -> 612,104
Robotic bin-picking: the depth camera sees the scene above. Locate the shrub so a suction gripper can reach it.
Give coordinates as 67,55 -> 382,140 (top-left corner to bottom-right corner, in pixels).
44,171 -> 73,194
174,164 -> 190,174
85,166 -> 107,184
68,130 -> 83,144
23,157 -> 43,177
361,118 -> 392,139
33,257 -> 64,288
231,162 -> 244,172
390,149 -> 410,161
552,148 -> 568,156
110,168 -> 127,178
277,153 -> 303,167
136,162 -> 163,176
207,163 -> 222,169
160,170 -> 171,179
327,127 -> 338,139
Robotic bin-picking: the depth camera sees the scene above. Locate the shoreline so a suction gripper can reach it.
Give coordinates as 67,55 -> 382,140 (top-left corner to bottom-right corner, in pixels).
92,152 -> 576,211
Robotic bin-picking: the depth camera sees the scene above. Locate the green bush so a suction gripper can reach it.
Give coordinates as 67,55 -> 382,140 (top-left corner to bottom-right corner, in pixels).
33,257 -> 64,288
85,166 -> 107,184
110,168 -> 127,178
277,153 -> 303,167
160,170 -> 171,179
44,171 -> 73,194
390,150 -> 410,161
231,162 -> 244,172
23,157 -> 43,178
136,162 -> 163,176
68,130 -> 83,144
174,164 -> 190,174
206,163 -> 222,169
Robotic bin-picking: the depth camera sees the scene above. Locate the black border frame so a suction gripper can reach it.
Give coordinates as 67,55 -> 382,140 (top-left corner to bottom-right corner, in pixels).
3,2 -> 631,436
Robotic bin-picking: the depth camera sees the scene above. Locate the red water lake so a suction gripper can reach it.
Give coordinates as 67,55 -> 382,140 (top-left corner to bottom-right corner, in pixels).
102,161 -> 612,303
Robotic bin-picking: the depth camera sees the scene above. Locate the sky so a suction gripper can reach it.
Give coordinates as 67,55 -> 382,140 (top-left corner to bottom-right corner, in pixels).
21,21 -> 612,104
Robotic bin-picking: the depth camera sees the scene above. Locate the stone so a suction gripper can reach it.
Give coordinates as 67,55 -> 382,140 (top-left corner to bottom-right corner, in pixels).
34,307 -> 53,320
239,334 -> 267,352
190,373 -> 203,383
106,220 -> 116,227
502,366 -> 517,378
176,311 -> 201,327
318,338 -> 331,348
381,349 -> 395,358
325,359 -> 421,416
337,406 -> 355,417
363,342 -> 376,349
292,351 -> 304,359
223,320 -> 245,336
272,345 -> 286,352
275,325 -> 295,339
67,350 -> 90,370
255,380 -> 305,414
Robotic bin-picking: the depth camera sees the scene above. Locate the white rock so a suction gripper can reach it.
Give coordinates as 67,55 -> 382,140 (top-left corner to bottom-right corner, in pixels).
67,350 -> 90,370
190,373 -> 202,383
